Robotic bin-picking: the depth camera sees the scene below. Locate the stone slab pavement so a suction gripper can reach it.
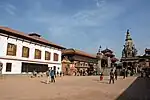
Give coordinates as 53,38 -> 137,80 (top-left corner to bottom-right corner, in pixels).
0,75 -> 143,100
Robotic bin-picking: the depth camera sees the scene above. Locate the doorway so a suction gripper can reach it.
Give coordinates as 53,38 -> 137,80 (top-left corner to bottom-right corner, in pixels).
21,62 -> 48,73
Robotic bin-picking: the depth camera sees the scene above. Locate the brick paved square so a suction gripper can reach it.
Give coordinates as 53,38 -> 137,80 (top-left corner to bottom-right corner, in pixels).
0,76 -> 136,100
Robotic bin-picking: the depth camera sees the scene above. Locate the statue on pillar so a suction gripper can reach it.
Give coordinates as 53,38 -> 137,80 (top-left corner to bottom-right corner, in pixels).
96,45 -> 103,75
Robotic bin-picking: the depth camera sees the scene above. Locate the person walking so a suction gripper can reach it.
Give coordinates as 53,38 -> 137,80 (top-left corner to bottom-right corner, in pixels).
122,68 -> 126,79
46,69 -> 50,84
50,69 -> 55,83
114,69 -> 118,80
0,63 -> 3,79
109,69 -> 114,84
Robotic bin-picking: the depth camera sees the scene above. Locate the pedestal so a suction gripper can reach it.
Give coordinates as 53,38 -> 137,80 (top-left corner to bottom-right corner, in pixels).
97,59 -> 102,74
107,57 -> 111,67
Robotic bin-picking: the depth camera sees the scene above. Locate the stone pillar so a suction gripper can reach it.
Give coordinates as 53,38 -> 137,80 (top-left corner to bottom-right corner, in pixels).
97,60 -> 101,74
146,59 -> 149,67
96,54 -> 103,75
107,57 -> 111,67
135,63 -> 138,73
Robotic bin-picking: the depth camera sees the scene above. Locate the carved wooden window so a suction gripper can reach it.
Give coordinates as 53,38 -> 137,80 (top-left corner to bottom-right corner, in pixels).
22,46 -> 29,58
45,51 -> 51,60
34,49 -> 41,59
6,63 -> 12,72
54,53 -> 59,61
7,43 -> 17,56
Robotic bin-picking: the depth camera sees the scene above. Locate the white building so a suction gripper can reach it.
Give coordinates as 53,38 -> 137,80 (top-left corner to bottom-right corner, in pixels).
0,26 -> 65,74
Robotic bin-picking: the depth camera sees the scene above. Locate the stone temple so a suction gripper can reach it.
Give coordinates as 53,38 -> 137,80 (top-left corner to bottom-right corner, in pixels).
120,29 -> 138,70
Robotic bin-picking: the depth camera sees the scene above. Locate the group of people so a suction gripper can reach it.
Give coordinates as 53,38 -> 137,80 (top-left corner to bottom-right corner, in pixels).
109,67 -> 134,84
140,68 -> 150,78
109,69 -> 118,84
46,67 -> 56,84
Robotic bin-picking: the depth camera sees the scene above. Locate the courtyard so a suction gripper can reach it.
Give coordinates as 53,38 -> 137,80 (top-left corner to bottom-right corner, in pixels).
0,75 -> 149,100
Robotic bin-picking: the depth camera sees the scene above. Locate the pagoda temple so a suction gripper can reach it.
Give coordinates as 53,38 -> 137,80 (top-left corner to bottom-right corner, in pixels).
96,46 -> 118,75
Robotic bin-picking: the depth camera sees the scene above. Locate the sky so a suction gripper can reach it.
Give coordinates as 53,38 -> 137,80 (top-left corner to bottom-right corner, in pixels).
0,0 -> 150,58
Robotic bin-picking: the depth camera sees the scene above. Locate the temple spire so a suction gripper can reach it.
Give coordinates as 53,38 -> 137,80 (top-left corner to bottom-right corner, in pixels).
126,29 -> 132,41
98,45 -> 101,53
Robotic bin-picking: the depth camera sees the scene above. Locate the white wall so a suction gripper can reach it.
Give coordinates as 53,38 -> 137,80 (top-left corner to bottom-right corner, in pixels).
0,34 -> 62,74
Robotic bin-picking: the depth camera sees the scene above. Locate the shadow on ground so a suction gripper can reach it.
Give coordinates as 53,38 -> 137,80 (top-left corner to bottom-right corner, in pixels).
92,78 -> 110,84
116,77 -> 150,100
40,80 -> 48,84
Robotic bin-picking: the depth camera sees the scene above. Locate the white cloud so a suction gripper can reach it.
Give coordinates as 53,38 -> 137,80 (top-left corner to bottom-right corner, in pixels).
5,7 -> 15,15
0,0 -> 130,58
6,4 -> 16,10
22,1 -> 126,57
3,3 -> 16,15
96,0 -> 106,8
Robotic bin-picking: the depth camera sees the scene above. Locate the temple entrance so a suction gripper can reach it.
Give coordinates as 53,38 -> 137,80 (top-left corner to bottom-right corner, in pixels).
123,62 -> 127,68
87,64 -> 94,75
21,62 -> 48,73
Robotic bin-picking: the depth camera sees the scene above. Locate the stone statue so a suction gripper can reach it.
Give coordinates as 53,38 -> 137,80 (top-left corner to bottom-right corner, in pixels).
122,45 -> 126,57
132,45 -> 137,57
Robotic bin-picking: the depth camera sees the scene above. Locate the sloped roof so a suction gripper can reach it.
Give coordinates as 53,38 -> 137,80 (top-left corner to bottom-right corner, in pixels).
0,26 -> 65,49
101,48 -> 113,53
145,48 -> 150,52
62,48 -> 96,58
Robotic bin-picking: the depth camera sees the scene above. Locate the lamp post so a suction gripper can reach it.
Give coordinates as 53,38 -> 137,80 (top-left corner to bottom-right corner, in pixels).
96,46 -> 103,75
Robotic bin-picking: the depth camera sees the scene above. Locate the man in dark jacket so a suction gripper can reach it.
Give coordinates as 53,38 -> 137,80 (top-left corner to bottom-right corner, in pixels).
109,69 -> 114,84
114,69 -> 118,80
50,69 -> 55,83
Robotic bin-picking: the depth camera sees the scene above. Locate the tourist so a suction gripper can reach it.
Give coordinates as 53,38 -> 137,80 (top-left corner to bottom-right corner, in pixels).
109,69 -> 114,84
122,68 -> 126,79
114,69 -> 118,80
32,69 -> 37,78
50,69 -> 55,83
141,69 -> 144,77
100,73 -> 103,81
46,69 -> 50,84
125,68 -> 128,77
60,71 -> 62,77
57,71 -> 59,77
0,64 -> 3,79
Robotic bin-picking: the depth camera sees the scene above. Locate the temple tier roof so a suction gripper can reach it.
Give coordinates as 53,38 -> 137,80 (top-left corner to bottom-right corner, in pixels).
111,57 -> 119,63
101,48 -> 113,53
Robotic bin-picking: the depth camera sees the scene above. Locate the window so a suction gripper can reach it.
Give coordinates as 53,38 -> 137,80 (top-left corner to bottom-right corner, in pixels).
22,46 -> 29,58
6,63 -> 12,72
54,53 -> 59,61
7,43 -> 17,56
34,49 -> 41,59
45,51 -> 51,60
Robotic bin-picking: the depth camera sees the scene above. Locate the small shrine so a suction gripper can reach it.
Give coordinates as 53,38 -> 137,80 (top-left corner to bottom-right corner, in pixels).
101,48 -> 118,67
96,46 -> 118,75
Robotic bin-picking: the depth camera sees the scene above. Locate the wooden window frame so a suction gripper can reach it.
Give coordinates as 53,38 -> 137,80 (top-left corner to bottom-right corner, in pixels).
6,43 -> 17,56
22,46 -> 30,58
45,51 -> 51,60
6,63 -> 12,72
53,53 -> 59,61
34,49 -> 41,59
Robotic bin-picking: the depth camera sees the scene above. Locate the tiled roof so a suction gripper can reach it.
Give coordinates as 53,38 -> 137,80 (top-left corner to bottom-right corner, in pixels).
62,48 -> 96,58
102,48 -> 113,53
0,26 -> 65,49
145,48 -> 150,52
